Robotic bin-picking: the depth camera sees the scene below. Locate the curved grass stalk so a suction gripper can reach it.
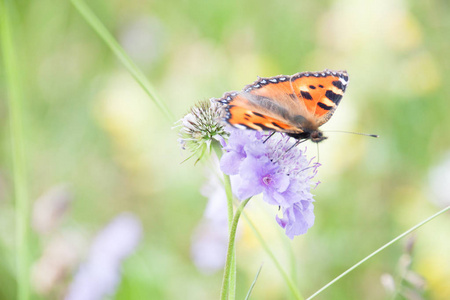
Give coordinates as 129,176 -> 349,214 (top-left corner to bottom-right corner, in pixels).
70,0 -> 174,123
306,205 -> 450,300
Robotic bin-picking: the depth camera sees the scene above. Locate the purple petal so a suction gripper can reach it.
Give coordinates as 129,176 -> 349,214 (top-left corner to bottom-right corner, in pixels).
244,141 -> 267,159
220,151 -> 246,175
277,202 -> 315,239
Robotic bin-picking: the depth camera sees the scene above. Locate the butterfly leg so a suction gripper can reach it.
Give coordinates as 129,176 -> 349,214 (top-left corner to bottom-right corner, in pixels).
263,132 -> 276,143
285,139 -> 307,153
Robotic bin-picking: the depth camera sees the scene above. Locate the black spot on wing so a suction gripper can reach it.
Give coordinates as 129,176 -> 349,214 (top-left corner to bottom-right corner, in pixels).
319,85 -> 324,88
244,113 -> 251,117
253,123 -> 272,131
252,112 -> 265,118
309,85 -> 316,89
300,91 -> 313,100
332,80 -> 344,91
317,102 -> 333,111
325,90 -> 342,104
271,122 -> 285,130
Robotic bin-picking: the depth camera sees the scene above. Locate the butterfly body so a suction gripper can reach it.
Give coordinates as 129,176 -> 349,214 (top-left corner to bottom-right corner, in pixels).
216,69 -> 348,143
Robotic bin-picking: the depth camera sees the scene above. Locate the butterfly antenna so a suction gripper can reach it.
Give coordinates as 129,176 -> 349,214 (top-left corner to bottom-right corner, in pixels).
316,143 -> 320,164
263,132 -> 276,143
324,130 -> 379,138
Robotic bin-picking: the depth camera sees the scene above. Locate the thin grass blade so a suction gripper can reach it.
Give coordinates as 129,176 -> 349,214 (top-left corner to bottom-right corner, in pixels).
306,206 -> 450,300
70,0 -> 175,123
244,264 -> 263,300
0,1 -> 30,299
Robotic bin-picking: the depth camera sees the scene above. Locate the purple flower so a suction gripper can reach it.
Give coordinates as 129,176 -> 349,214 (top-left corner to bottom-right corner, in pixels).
191,173 -> 232,274
220,129 -> 256,175
65,213 -> 142,300
220,128 -> 319,239
236,155 -> 290,203
276,201 -> 315,239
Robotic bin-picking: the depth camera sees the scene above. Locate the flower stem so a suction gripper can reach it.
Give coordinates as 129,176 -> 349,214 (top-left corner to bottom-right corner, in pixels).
223,174 -> 236,299
306,205 -> 450,300
220,197 -> 252,300
0,1 -> 30,299
70,0 -> 175,123
223,175 -> 234,228
212,142 -> 237,298
211,142 -> 234,229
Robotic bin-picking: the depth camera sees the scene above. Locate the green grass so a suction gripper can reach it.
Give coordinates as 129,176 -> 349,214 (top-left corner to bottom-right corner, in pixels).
0,1 -> 30,299
0,0 -> 450,299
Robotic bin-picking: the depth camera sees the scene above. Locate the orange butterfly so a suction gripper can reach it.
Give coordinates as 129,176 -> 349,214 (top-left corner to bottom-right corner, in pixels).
216,69 -> 348,143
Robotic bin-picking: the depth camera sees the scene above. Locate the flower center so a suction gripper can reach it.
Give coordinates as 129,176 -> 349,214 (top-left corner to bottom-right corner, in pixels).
263,175 -> 273,186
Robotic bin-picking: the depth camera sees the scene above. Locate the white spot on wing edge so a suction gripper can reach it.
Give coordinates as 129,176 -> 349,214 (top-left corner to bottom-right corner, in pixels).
234,124 -> 247,130
339,77 -> 348,85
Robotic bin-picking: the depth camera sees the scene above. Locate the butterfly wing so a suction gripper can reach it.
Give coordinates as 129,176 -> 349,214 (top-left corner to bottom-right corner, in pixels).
289,70 -> 348,126
217,76 -> 305,134
216,70 -> 349,133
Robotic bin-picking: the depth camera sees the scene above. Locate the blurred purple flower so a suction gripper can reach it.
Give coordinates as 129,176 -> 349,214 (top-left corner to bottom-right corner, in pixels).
191,172 -> 229,274
221,128 -> 319,239
65,213 -> 142,300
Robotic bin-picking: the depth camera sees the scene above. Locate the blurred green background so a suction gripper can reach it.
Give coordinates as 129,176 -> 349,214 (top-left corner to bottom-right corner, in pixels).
1,0 -> 449,299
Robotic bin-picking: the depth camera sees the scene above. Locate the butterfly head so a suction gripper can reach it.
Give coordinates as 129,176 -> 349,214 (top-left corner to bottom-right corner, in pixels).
309,130 -> 327,143
287,129 -> 327,143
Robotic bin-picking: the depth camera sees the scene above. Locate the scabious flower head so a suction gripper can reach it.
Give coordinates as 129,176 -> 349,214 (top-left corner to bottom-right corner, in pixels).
65,213 -> 142,300
176,99 -> 228,162
221,128 -> 319,239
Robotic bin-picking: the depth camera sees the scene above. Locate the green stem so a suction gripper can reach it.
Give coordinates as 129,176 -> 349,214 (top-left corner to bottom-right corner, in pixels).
212,142 -> 236,298
70,0 -> 174,123
0,1 -> 30,299
306,205 -> 450,300
220,197 -> 252,300
211,143 -> 234,230
223,175 -> 234,228
223,175 -> 236,299
242,211 -> 303,300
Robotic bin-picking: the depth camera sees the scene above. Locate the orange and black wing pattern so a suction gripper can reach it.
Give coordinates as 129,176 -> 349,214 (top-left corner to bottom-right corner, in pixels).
289,70 -> 348,126
216,69 -> 348,133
